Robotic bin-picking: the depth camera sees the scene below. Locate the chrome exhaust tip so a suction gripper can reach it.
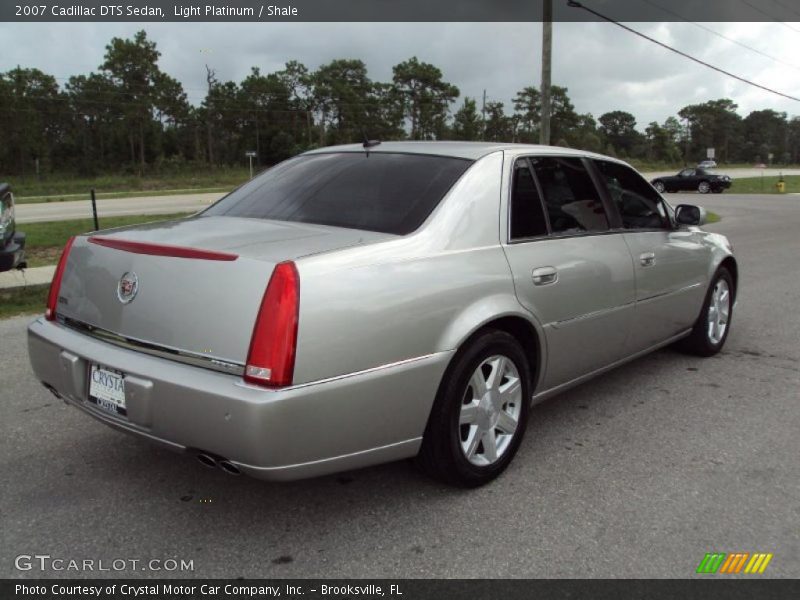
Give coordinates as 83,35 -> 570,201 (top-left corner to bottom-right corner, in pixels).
196,453 -> 217,469
218,460 -> 241,476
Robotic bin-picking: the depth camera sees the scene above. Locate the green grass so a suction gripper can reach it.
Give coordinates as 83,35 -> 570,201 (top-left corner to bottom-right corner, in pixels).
728,175 -> 800,194
0,284 -> 49,319
706,211 -> 721,224
11,168 -> 249,203
23,212 -> 193,268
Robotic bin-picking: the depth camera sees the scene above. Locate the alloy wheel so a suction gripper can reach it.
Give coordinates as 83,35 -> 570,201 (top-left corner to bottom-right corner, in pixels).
707,279 -> 730,345
459,355 -> 523,466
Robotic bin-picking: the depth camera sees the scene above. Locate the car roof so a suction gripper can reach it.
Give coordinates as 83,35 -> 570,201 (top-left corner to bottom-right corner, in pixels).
302,141 -> 619,162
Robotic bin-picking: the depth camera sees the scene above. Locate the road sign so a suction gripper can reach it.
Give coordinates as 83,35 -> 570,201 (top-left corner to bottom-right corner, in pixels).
245,151 -> 257,179
706,148 -> 715,159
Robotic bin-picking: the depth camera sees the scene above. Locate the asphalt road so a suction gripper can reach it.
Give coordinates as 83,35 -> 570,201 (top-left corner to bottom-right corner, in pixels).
15,192 -> 223,224
1,193 -> 798,579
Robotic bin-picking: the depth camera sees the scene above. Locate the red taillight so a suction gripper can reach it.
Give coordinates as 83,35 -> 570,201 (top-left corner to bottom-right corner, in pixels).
244,261 -> 300,388
45,236 -> 75,321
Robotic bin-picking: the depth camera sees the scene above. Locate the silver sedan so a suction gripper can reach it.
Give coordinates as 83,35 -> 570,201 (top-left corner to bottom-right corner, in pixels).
28,142 -> 737,486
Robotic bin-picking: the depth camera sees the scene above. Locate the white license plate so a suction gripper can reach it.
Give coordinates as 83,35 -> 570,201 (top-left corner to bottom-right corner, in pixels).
88,364 -> 126,417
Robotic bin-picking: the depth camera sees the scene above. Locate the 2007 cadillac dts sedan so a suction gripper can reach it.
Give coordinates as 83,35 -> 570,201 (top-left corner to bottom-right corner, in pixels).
28,142 -> 737,486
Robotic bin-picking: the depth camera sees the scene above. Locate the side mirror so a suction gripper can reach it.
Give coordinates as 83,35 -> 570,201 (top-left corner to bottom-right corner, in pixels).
675,204 -> 707,226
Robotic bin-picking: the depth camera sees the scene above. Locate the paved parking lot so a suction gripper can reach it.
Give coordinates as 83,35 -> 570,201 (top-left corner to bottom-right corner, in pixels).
1,193 -> 798,578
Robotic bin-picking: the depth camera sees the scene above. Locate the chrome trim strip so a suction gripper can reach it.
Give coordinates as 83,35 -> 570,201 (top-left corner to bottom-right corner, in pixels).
531,328 -> 692,405
637,282 -> 703,304
62,318 -> 245,376
236,351 -> 451,393
551,301 -> 635,328
550,282 -> 703,328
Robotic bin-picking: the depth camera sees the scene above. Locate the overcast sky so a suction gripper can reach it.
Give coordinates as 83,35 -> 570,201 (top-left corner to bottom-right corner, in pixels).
2,21 -> 799,128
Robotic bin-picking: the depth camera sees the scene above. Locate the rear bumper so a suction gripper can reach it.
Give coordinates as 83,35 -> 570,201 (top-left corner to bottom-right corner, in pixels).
0,232 -> 25,271
27,317 -> 451,481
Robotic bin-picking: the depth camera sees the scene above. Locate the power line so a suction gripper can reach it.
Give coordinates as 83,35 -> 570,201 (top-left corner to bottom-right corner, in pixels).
768,0 -> 800,21
567,1 -> 800,103
736,0 -> 800,34
640,0 -> 800,72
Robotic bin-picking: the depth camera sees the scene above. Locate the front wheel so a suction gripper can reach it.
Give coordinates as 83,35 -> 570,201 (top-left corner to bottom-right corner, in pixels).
698,180 -> 711,194
416,330 -> 531,487
676,267 -> 734,356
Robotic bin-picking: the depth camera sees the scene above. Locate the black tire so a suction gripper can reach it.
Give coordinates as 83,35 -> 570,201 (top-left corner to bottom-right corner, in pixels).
676,267 -> 734,356
416,329 -> 531,487
653,181 -> 665,193
698,180 -> 711,194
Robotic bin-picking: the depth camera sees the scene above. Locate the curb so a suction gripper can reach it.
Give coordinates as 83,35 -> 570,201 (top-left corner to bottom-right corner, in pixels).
0,266 -> 55,290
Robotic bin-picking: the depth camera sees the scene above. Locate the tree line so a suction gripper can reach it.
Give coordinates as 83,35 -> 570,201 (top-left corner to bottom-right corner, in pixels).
2,30 -> 800,178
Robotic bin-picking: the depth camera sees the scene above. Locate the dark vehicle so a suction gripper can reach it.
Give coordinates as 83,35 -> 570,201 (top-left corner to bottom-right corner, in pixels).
0,183 -> 26,272
651,168 -> 731,194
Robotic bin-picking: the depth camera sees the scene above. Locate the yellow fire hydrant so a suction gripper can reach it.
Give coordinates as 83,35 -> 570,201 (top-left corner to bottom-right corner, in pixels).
776,175 -> 785,193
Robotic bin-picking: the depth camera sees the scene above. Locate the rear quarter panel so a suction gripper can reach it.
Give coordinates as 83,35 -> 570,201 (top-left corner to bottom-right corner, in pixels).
292,151 -> 542,385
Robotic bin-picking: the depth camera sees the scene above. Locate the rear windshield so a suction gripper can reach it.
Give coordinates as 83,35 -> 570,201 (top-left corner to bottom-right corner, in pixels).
203,152 -> 473,235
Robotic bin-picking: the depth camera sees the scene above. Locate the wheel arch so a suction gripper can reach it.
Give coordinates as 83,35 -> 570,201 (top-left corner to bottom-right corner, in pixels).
438,308 -> 546,401
719,255 -> 739,298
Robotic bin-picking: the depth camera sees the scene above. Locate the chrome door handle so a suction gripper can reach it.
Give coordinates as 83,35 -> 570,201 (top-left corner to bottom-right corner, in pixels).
640,251 -> 656,267
532,266 -> 558,286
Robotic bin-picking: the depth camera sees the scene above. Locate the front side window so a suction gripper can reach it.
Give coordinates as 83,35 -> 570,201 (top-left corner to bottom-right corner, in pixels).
509,158 -> 548,240
204,152 -> 473,235
529,157 -> 609,234
679,169 -> 695,177
594,160 -> 669,230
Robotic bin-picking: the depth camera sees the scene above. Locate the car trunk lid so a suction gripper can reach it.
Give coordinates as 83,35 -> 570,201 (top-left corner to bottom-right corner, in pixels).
56,215 -> 393,367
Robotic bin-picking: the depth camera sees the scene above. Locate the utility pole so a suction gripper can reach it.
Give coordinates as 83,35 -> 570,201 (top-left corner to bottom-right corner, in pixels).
205,65 -> 216,166
683,116 -> 690,166
481,89 -> 487,141
539,0 -> 553,146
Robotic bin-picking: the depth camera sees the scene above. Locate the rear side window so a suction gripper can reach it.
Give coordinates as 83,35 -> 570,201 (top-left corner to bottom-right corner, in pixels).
510,159 -> 548,240
530,157 -> 609,234
204,152 -> 472,235
594,160 -> 669,230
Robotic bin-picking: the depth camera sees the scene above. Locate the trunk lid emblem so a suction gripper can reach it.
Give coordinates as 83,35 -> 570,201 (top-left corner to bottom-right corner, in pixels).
117,272 -> 139,304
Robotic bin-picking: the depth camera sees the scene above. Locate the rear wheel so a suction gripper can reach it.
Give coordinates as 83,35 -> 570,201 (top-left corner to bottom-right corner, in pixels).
653,181 -> 665,193
676,267 -> 734,356
416,330 -> 531,487
698,180 -> 711,194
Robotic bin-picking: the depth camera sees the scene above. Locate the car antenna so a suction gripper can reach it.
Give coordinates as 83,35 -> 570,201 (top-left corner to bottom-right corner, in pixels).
362,134 -> 381,156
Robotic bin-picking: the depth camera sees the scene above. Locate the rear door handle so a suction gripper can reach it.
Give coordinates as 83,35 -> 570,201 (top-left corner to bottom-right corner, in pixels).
639,251 -> 656,267
532,266 -> 558,286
